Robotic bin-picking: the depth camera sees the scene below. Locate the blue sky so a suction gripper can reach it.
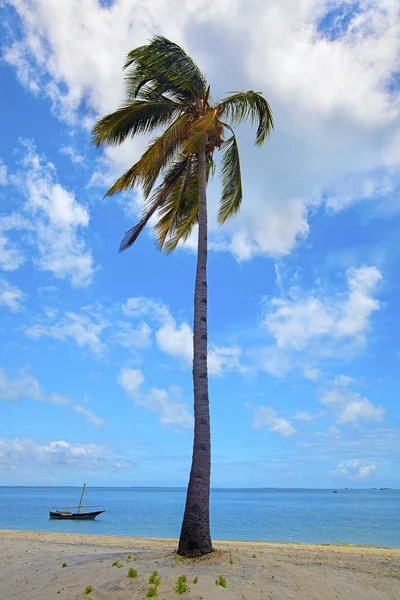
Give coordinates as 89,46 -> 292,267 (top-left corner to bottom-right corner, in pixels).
0,0 -> 399,488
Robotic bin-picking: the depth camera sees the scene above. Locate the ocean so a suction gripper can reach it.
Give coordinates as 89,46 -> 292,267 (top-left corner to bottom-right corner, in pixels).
1,487 -> 399,547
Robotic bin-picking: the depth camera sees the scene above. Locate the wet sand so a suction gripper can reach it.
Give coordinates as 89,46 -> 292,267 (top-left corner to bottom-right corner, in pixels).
1,530 -> 399,599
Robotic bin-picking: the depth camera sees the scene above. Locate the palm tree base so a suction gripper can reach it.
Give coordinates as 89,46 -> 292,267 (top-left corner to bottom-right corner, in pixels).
177,489 -> 213,557
177,530 -> 214,557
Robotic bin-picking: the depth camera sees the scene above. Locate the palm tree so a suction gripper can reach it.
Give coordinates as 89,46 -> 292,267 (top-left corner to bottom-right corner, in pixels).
92,36 -> 273,557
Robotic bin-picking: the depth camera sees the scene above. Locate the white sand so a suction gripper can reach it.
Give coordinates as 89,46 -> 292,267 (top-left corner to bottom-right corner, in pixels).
0,530 -> 399,599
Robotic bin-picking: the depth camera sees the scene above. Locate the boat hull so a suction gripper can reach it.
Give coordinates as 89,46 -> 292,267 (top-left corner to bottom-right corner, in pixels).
49,510 -> 105,520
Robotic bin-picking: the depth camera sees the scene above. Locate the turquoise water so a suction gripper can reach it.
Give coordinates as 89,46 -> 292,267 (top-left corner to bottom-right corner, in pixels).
0,487 -> 399,547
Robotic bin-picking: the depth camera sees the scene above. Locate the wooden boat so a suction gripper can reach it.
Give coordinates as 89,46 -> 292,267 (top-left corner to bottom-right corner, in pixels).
49,483 -> 105,520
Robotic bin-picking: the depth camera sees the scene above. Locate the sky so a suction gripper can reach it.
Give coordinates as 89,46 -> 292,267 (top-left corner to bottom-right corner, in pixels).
0,0 -> 399,488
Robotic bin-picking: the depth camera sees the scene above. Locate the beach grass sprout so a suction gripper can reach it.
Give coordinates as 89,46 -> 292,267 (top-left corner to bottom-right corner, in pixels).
175,575 -> 190,594
215,576 -> 227,588
112,560 -> 124,568
149,571 -> 161,586
83,585 -> 93,595
127,568 -> 138,578
146,586 -> 158,597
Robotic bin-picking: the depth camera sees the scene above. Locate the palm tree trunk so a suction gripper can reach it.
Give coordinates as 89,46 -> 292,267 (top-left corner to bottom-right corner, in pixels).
177,140 -> 213,557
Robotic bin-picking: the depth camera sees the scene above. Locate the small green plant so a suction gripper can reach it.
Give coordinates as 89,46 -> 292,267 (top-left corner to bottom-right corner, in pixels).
83,585 -> 93,595
215,576 -> 227,588
146,586 -> 157,598
57,591 -> 61,595
193,576 -> 198,584
133,557 -> 137,561
149,571 -> 161,586
252,554 -> 257,558
127,555 -> 132,559
215,575 -> 226,587
62,562 -> 67,568
175,575 -> 190,594
112,560 -> 123,568
127,568 -> 138,579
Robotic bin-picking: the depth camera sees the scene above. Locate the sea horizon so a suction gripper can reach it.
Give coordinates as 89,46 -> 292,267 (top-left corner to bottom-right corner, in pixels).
0,485 -> 397,489
1,486 -> 399,548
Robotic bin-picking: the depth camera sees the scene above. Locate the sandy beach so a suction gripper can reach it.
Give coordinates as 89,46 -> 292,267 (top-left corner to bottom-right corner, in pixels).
0,530 -> 399,599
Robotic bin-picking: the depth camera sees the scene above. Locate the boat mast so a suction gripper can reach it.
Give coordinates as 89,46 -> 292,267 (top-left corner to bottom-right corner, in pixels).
78,483 -> 86,514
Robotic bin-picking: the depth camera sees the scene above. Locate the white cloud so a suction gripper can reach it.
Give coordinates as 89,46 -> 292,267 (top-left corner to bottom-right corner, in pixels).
124,297 -> 193,367
60,144 -> 85,165
25,309 -> 108,355
0,160 -> 7,185
338,398 -> 385,425
336,266 -> 383,337
246,1 -> 399,123
208,344 -> 247,377
252,406 -> 296,437
0,368 -> 104,427
252,345 -> 292,378
302,365 -> 320,381
1,141 -> 95,286
18,142 -> 94,285
49,393 -> 72,406
327,425 -> 341,437
155,307 -> 247,376
332,459 -> 379,480
110,321 -> 152,353
25,302 -> 154,357
0,278 -> 25,312
123,296 -> 246,376
49,393 -> 105,427
293,411 -> 315,422
320,376 -> 385,425
156,320 -> 193,368
4,0 -> 400,261
0,368 -> 43,402
0,437 -> 131,472
118,367 -> 193,430
122,296 -> 171,323
0,232 -> 25,272
264,266 -> 382,351
73,405 -> 105,428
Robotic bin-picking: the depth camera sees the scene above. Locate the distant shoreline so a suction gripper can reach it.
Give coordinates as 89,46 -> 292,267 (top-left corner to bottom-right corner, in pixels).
0,485 -> 397,490
0,529 -> 399,550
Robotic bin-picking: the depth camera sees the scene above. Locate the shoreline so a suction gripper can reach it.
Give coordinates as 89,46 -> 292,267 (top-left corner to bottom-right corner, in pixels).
1,530 -> 399,599
1,528 -> 399,551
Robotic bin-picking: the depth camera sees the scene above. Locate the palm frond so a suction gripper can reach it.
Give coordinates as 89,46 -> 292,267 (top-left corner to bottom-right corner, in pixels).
217,91 -> 274,146
162,154 -> 216,253
155,154 -> 198,249
118,209 -> 157,253
218,135 -> 242,224
124,36 -> 207,103
207,152 -> 216,179
183,109 -> 218,154
119,156 -> 191,252
91,100 -> 181,147
104,114 -> 190,198
164,197 -> 199,253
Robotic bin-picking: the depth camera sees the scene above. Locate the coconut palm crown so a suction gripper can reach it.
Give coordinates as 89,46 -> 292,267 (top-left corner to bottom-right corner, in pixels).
92,35 -> 273,557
